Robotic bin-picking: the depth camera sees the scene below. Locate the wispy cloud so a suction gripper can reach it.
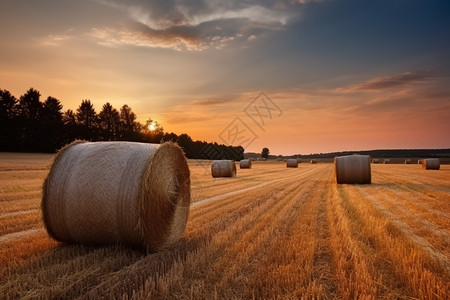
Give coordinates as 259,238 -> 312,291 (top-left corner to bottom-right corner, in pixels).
91,26 -> 206,51
90,0 -> 301,51
336,71 -> 435,92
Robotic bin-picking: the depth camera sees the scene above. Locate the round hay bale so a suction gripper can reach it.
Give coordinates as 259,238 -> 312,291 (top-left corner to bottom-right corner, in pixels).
211,160 -> 236,177
286,159 -> 298,168
334,155 -> 371,184
42,141 -> 190,251
239,159 -> 252,169
383,159 -> 390,164
310,159 -> 318,164
422,158 -> 440,170
372,158 -> 381,164
404,159 -> 412,164
418,160 -> 422,164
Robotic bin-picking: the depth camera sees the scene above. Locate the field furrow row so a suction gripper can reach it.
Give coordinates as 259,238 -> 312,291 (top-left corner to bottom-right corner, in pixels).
1,155 -> 449,299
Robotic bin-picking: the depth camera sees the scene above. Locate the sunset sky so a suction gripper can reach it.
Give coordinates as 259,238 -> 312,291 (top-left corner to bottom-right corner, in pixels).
1,0 -> 449,155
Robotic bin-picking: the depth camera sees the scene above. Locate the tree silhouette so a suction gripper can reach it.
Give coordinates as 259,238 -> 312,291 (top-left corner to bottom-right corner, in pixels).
18,88 -> 41,120
76,100 -> 97,128
0,89 -> 18,120
42,97 -> 63,130
17,88 -> 44,151
63,109 -> 76,126
99,102 -> 120,141
40,96 -> 64,151
76,100 -> 98,141
261,147 -> 270,159
119,104 -> 140,140
0,89 -> 19,151
62,109 -> 79,144
0,86 -> 246,158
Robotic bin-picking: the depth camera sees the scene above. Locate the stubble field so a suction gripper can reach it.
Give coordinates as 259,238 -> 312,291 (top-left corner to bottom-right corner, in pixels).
0,153 -> 449,299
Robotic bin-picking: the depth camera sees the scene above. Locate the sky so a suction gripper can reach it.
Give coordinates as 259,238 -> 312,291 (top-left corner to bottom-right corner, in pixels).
1,0 -> 449,155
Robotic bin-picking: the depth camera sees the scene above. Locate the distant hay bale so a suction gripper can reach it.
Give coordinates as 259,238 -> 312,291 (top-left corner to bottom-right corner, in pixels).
418,160 -> 422,164
297,158 -> 301,163
310,159 -> 318,164
334,155 -> 371,184
422,158 -> 440,170
286,159 -> 298,168
211,160 -> 236,177
42,141 -> 190,251
383,159 -> 391,164
372,158 -> 381,164
239,159 -> 252,169
404,159 -> 412,164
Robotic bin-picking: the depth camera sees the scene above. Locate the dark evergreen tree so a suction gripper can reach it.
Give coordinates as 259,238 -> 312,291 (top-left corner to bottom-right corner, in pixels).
41,96 -> 64,151
99,102 -> 120,141
62,109 -> 79,144
0,89 -> 19,151
17,88 -> 44,151
76,99 -> 97,140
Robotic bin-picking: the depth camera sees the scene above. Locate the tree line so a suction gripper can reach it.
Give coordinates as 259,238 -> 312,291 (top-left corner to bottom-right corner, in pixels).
0,87 -> 243,160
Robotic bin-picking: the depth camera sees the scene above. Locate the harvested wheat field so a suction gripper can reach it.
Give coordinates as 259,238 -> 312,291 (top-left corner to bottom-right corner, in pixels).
0,153 -> 449,299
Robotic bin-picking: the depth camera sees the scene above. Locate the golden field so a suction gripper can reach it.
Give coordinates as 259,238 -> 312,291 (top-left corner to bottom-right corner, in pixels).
0,153 -> 449,299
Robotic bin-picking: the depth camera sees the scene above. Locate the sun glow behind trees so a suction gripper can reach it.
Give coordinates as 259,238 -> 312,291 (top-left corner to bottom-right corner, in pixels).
0,87 -> 244,160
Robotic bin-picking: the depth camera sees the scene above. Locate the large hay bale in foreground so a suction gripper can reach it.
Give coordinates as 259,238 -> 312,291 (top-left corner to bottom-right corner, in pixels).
239,159 -> 252,169
286,159 -> 298,168
334,155 -> 371,184
211,160 -> 236,177
422,158 -> 440,170
42,141 -> 190,251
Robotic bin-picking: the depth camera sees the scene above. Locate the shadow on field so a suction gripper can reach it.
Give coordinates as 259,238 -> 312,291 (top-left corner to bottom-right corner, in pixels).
2,234 -> 208,299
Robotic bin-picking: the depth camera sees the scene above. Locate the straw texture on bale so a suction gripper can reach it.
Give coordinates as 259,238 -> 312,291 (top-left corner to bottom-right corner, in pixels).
286,159 -> 298,168
42,141 -> 190,251
211,160 -> 236,177
239,159 -> 252,169
334,155 -> 371,184
422,158 -> 440,170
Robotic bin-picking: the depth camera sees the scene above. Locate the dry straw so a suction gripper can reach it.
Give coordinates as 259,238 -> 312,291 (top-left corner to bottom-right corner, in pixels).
334,154 -> 371,184
42,141 -> 190,251
286,159 -> 298,168
239,159 -> 252,169
211,160 -> 236,177
422,158 -> 440,170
